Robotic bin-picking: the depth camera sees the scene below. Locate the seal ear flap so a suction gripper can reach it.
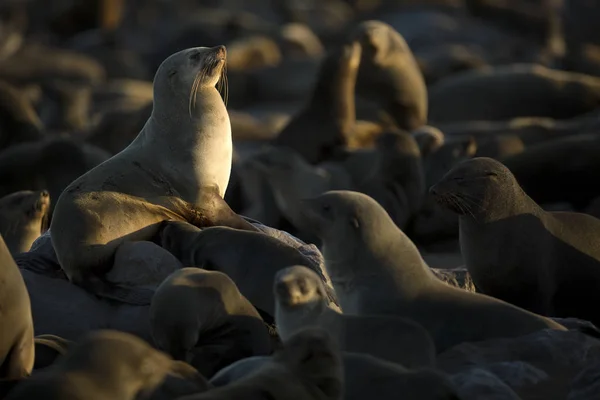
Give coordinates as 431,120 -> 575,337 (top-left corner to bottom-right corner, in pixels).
349,217 -> 360,230
464,136 -> 477,158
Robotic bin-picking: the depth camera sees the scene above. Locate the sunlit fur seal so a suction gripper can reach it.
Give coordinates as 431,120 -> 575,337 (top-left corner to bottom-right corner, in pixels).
0,233 -> 34,379
431,157 -> 600,326
350,20 -> 428,130
272,41 -> 361,164
5,330 -> 187,400
300,190 -> 566,353
274,265 -> 435,368
0,190 -> 50,255
179,327 -> 344,400
160,221 -> 338,318
150,268 -> 271,378
211,352 -> 460,400
50,46 -> 257,305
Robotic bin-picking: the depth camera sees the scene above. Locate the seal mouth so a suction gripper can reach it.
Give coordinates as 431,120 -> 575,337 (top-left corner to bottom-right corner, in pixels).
188,45 -> 229,118
430,185 -> 478,217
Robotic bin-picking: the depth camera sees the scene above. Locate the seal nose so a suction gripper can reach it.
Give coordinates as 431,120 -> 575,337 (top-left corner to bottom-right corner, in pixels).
429,185 -> 439,196
40,190 -> 49,198
215,45 -> 226,60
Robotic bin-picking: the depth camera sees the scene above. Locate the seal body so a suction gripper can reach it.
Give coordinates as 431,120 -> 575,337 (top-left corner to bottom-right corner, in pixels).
5,330 -> 182,400
351,20 -> 428,130
150,268 -> 271,378
181,328 -> 344,400
0,190 -> 50,255
160,222 -> 337,317
274,265 -> 436,368
50,46 -> 254,302
431,157 -> 600,326
0,234 -> 34,379
301,190 -> 566,353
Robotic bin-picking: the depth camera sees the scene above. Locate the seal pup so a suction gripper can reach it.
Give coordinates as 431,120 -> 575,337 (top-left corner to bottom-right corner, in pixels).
431,157 -> 600,325
160,221 -> 338,318
272,41 -> 361,164
274,265 -> 436,368
180,327 -> 344,400
5,330 -> 186,400
0,233 -> 34,379
50,46 -> 257,304
150,268 -> 272,378
211,353 -> 460,400
300,190 -> 566,353
0,190 -> 50,255
350,20 -> 428,130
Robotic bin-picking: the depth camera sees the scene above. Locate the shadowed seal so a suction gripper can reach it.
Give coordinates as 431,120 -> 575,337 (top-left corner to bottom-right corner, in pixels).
300,190 -> 566,353
50,46 -> 257,305
159,221 -> 338,318
431,157 -> 600,326
211,352 -> 460,400
350,20 -> 428,130
5,330 -> 189,400
0,233 -> 34,380
274,265 -> 436,368
150,268 -> 271,378
0,190 -> 50,255
179,327 -> 344,400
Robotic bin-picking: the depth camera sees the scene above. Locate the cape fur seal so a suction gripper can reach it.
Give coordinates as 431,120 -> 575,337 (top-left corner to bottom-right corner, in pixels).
300,190 -> 566,353
180,327 -> 344,400
350,20 -> 428,130
50,46 -> 257,304
428,64 -> 600,123
159,221 -> 338,318
0,80 -> 44,151
272,41 -> 361,164
150,268 -> 271,377
5,330 -> 186,400
431,157 -> 600,326
211,352 -> 460,400
0,190 -> 50,255
0,234 -> 34,379
274,265 -> 436,368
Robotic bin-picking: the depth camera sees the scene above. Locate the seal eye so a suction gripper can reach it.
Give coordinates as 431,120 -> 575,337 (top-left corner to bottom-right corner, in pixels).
168,70 -> 178,78
322,204 -> 331,213
189,52 -> 201,62
485,172 -> 498,177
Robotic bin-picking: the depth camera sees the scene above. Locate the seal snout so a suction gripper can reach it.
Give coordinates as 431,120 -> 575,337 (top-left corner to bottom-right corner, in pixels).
214,45 -> 227,61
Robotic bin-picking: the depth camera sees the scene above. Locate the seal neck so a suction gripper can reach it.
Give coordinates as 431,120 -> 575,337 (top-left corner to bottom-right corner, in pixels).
307,46 -> 358,139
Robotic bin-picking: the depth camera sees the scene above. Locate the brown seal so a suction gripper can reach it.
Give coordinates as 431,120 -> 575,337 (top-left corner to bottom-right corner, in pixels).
272,41 -> 361,164
0,190 -> 50,255
150,267 -> 271,378
431,157 -> 600,326
300,190 -> 566,353
429,64 -> 600,123
274,265 -> 436,368
5,330 -> 188,400
159,221 -> 337,318
350,20 -> 428,130
50,46 -> 257,305
0,233 -> 34,379
180,327 -> 344,400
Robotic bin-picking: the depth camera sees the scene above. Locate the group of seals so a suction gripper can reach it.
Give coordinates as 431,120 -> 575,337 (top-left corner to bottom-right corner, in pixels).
300,190 -> 566,353
50,45 -> 257,304
431,157 -> 600,326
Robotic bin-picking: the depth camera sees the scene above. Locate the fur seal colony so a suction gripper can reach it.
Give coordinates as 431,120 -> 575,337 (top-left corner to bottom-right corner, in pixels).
4,1 -> 600,399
